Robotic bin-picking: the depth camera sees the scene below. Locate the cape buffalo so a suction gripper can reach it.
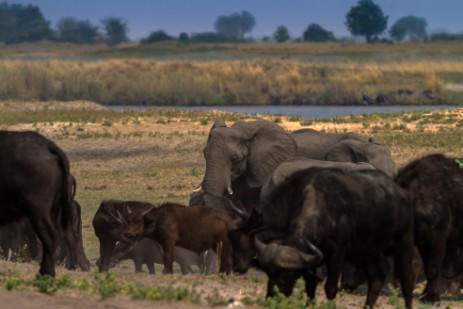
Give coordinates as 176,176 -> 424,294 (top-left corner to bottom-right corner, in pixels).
395,153 -> 463,303
139,203 -> 233,274
232,168 -> 415,308
0,130 -> 75,276
0,189 -> 89,271
93,200 -> 153,272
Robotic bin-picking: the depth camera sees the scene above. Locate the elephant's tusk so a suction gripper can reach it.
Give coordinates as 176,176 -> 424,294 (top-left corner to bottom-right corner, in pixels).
192,185 -> 203,193
227,186 -> 234,195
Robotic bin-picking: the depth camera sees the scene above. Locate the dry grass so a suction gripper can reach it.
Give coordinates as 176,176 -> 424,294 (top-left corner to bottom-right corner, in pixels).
0,41 -> 462,105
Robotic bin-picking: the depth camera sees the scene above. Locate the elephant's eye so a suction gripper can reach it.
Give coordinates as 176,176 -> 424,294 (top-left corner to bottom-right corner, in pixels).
231,155 -> 241,164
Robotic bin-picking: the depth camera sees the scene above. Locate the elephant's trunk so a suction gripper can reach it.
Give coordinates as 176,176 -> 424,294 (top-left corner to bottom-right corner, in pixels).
202,160 -> 232,198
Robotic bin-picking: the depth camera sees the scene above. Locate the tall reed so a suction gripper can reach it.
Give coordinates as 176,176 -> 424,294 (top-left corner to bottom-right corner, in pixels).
0,57 -> 461,105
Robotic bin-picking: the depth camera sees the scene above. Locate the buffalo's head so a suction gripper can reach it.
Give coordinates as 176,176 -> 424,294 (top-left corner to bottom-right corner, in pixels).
254,237 -> 323,298
105,206 -> 152,244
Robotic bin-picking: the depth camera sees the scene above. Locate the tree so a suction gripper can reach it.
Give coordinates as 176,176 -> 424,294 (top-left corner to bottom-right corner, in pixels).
214,11 -> 256,40
101,17 -> 128,46
389,15 -> 427,42
57,17 -> 99,44
178,32 -> 189,44
0,3 -> 51,43
302,23 -> 335,42
345,0 -> 388,42
140,30 -> 172,44
273,25 -> 290,43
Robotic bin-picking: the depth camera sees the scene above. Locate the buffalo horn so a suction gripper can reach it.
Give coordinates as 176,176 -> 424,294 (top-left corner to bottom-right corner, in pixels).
227,186 -> 234,195
255,237 -> 323,270
192,185 -> 203,193
108,211 -> 123,224
141,207 -> 153,217
116,210 -> 124,220
127,206 -> 132,214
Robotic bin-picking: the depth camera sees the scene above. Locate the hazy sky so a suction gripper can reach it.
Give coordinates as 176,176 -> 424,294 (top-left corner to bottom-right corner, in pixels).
13,0 -> 463,40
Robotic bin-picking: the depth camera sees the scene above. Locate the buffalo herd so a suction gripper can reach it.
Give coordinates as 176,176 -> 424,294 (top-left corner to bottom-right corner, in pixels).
1,119 -> 463,308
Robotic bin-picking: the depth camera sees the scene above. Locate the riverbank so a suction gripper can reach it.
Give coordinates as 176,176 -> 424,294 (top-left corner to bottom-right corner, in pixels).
0,41 -> 462,106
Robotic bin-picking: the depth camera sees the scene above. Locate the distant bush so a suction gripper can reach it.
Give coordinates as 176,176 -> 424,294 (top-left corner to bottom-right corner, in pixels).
189,32 -> 228,43
430,32 -> 463,42
141,30 -> 172,44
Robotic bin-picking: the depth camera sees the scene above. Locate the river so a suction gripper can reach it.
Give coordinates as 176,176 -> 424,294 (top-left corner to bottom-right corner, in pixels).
109,105 -> 458,118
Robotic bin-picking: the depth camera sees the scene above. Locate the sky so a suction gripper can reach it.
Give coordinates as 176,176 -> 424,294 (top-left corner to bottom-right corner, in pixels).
11,0 -> 463,40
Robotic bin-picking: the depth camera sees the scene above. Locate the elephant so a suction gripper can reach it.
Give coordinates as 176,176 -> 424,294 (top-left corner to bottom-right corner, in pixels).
190,118 -> 396,213
291,129 -> 397,178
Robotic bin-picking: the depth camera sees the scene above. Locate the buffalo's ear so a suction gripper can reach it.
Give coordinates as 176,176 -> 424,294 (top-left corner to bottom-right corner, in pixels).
246,122 -> 297,188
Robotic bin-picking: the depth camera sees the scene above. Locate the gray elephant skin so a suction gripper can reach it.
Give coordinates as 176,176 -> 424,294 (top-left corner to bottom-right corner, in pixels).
190,118 -> 396,212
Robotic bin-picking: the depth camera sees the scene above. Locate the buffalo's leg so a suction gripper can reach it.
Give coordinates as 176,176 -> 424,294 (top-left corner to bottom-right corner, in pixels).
97,238 -> 116,272
31,217 -> 60,276
416,236 -> 446,304
217,240 -> 233,274
162,241 -> 176,274
394,237 -> 415,309
147,263 -> 155,274
302,267 -> 323,300
364,258 -> 387,308
134,258 -> 143,273
324,252 -> 345,300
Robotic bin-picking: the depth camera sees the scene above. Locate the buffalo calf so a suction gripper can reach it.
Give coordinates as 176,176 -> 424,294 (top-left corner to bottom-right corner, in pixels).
138,203 -> 233,274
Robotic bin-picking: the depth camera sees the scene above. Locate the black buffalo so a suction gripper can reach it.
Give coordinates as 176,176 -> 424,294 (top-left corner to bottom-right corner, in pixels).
0,131 -> 76,276
231,168 -> 415,308
0,201 -> 90,271
93,200 -> 153,272
395,153 -> 463,303
93,200 -> 233,274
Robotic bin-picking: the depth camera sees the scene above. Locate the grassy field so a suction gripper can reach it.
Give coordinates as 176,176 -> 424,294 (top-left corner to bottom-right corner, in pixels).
0,41 -> 462,105
0,101 -> 463,308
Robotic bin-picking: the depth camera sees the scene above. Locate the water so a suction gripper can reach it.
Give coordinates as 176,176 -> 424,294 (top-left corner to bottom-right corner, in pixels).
109,105 -> 458,119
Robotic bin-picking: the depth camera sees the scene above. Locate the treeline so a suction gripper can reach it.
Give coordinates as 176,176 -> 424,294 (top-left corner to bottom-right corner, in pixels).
0,0 -> 462,46
0,3 -> 127,45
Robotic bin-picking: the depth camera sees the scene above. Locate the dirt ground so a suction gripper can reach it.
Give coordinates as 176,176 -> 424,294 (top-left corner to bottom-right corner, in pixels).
1,101 -> 463,308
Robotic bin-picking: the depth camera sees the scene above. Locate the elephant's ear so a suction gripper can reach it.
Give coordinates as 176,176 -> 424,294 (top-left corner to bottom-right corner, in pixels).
212,118 -> 227,129
246,125 -> 297,188
325,140 -> 369,163
368,137 -> 382,145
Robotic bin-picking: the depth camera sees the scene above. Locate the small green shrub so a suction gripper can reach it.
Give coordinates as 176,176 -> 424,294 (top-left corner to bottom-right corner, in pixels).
32,274 -> 71,294
94,272 -> 120,298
